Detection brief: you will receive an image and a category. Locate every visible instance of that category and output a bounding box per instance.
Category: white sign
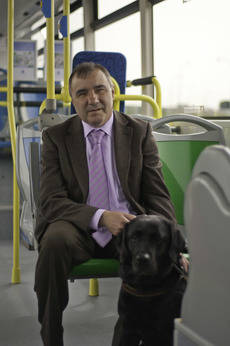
[55,41,64,81]
[14,41,37,81]
[44,40,71,82]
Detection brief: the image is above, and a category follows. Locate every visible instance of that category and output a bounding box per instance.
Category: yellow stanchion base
[89,278,99,296]
[11,267,21,284]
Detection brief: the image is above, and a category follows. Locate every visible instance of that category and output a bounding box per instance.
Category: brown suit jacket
[35,111,176,243]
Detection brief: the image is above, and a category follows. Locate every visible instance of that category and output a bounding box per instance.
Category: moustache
[87,104,104,112]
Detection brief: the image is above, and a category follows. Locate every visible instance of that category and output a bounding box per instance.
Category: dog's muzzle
[133,252,156,274]
[135,252,151,264]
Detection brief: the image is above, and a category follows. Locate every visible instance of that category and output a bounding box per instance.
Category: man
[34,62,177,346]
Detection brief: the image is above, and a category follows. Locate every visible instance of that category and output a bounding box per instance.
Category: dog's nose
[136,253,151,264]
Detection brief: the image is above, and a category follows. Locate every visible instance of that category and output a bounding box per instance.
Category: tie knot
[89,129,105,145]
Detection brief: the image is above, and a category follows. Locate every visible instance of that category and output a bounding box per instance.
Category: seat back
[151,114,225,235]
[16,118,41,249]
[15,81,46,122]
[16,113,76,248]
[174,145,230,346]
[72,51,126,112]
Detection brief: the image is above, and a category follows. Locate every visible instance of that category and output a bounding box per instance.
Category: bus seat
[131,113,171,133]
[16,118,41,249]
[15,81,64,124]
[151,114,225,237]
[174,145,230,346]
[72,51,126,112]
[15,81,46,123]
[71,51,162,118]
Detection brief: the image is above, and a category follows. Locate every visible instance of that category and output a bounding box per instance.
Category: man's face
[70,69,115,128]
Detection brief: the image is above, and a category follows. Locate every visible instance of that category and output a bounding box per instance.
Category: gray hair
[69,62,113,96]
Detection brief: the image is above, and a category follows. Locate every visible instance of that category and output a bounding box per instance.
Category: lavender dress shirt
[82,113,134,247]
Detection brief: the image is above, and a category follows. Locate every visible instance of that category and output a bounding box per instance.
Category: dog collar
[122,282,167,298]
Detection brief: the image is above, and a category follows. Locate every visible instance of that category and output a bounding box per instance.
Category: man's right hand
[99,211,136,236]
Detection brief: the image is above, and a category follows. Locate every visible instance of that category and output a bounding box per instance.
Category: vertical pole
[46,0,56,110]
[7,0,21,283]
[83,0,95,50]
[139,0,154,116]
[62,0,71,106]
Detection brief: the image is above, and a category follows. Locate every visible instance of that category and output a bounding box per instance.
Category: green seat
[69,259,119,279]
[152,114,225,236]
[69,259,120,296]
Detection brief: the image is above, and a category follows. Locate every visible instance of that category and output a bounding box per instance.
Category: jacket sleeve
[140,122,177,224]
[37,129,97,233]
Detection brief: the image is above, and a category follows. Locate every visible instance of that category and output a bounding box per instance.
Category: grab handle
[151,114,222,132]
[151,114,225,144]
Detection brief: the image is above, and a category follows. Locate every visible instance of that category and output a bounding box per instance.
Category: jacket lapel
[65,116,89,200]
[113,111,133,197]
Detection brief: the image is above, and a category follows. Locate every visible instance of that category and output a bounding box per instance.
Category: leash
[172,263,188,281]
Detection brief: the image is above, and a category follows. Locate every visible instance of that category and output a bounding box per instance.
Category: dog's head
[117,215,185,278]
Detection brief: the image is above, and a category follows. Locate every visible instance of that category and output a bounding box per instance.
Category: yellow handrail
[116,94,161,118]
[152,77,162,117]
[46,1,55,101]
[7,0,21,284]
[0,87,7,92]
[126,76,162,117]
[40,0,71,115]
[0,101,7,107]
[112,77,161,119]
[61,0,71,107]
[39,93,63,114]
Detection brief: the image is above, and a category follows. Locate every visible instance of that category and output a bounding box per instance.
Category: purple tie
[88,130,112,247]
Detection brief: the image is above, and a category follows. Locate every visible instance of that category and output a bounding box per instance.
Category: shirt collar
[82,112,114,138]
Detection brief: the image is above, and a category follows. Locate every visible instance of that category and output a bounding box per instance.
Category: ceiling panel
[0,0,63,39]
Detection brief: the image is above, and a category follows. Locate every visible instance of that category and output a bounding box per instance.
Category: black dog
[112,215,187,346]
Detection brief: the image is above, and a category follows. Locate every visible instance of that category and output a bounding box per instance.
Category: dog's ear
[166,220,186,263]
[116,222,130,264]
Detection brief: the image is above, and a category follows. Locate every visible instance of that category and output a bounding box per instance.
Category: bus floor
[0,240,121,346]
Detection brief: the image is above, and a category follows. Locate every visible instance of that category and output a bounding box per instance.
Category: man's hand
[179,253,189,273]
[99,211,136,236]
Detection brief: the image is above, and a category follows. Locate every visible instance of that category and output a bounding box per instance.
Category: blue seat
[0,68,10,148]
[72,51,127,112]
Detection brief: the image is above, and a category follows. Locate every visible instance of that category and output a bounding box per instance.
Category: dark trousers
[34,220,118,346]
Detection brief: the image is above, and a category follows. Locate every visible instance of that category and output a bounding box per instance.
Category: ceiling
[0,0,63,40]
[0,0,168,41]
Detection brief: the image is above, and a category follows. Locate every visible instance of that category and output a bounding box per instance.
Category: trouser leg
[34,220,95,346]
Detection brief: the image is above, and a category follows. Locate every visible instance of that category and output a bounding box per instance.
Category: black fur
[112,215,187,346]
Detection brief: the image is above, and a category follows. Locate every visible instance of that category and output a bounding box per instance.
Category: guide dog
[112,215,187,346]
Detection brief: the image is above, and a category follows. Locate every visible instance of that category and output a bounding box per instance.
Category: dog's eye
[151,236,165,245]
[130,230,142,242]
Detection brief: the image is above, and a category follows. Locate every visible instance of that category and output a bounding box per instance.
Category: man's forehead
[72,70,108,87]
[75,69,107,80]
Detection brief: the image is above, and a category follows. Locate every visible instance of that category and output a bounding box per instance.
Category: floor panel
[0,241,121,346]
